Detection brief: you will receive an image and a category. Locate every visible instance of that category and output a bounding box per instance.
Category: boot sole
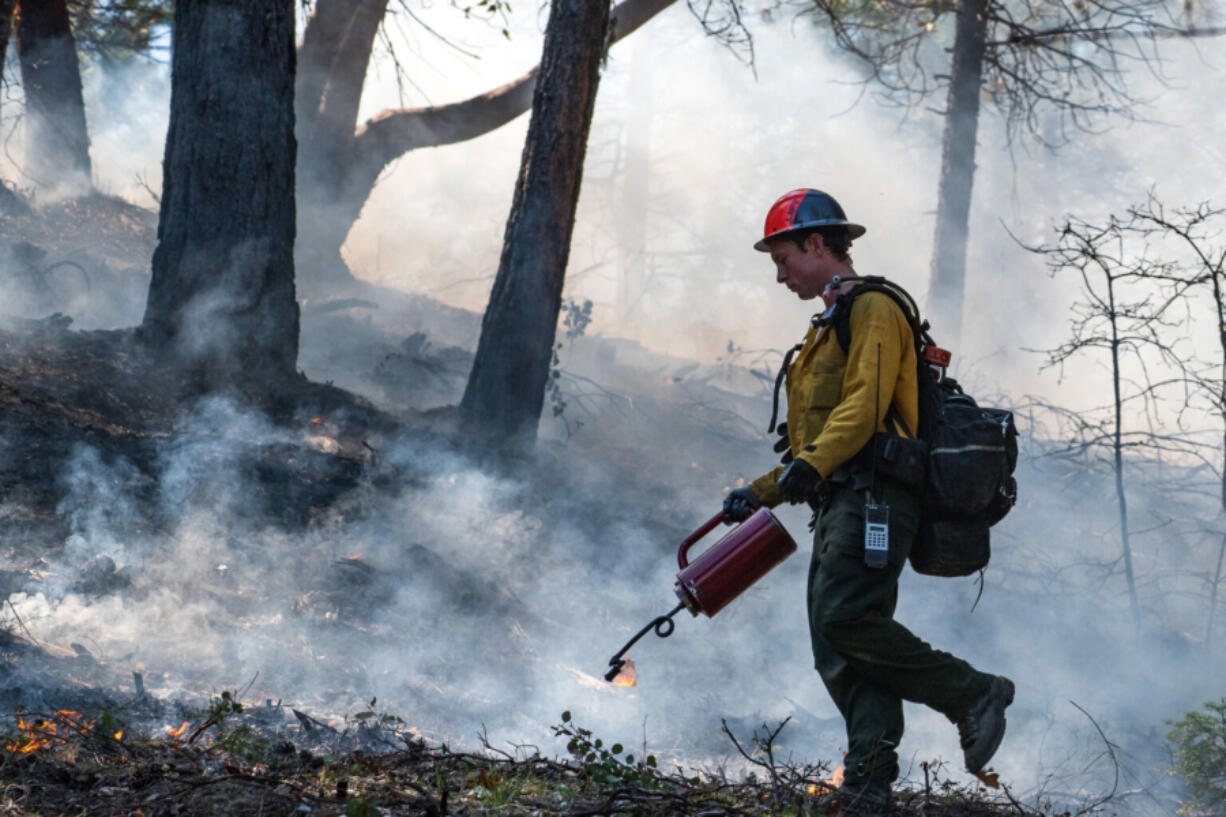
[965,676,1015,774]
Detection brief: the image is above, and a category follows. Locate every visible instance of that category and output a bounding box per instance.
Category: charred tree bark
[140,0,299,389]
[927,0,988,346]
[14,0,92,193]
[293,0,674,292]
[457,0,610,447]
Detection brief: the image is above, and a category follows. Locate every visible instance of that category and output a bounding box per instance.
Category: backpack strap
[818,275,932,440]
[819,275,932,357]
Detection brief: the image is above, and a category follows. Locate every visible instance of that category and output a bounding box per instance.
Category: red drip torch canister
[603,506,799,683]
[674,507,798,617]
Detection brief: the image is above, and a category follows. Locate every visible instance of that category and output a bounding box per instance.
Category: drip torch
[604,506,799,683]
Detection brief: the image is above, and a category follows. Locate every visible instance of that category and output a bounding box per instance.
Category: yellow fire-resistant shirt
[748,291,919,507]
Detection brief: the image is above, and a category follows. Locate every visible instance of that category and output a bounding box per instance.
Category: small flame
[808,765,845,796]
[310,417,323,424]
[113,731,123,741]
[611,658,637,687]
[167,721,190,739]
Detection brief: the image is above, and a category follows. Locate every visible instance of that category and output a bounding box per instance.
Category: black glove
[777,459,821,504]
[722,487,761,523]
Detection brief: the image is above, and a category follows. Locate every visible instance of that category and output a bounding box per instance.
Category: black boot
[957,675,1015,773]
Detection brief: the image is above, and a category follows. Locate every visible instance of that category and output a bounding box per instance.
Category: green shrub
[1168,699,1226,815]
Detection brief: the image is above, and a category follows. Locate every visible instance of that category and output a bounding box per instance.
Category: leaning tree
[139,0,299,391]
[293,0,677,292]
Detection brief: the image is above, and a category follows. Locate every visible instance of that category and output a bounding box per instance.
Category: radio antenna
[870,342,881,502]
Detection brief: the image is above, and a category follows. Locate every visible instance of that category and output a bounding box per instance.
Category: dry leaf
[974,769,1001,789]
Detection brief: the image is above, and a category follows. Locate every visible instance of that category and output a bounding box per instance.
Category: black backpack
[820,276,1018,576]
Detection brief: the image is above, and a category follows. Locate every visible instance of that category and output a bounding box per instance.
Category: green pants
[807,477,989,786]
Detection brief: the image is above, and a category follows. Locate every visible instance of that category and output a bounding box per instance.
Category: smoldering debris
[0,699,1049,817]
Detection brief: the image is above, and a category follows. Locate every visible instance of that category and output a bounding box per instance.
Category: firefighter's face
[768,234,836,301]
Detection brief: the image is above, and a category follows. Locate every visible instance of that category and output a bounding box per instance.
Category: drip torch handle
[677,511,726,569]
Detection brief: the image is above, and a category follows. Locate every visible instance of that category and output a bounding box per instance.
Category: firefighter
[723,188,1014,803]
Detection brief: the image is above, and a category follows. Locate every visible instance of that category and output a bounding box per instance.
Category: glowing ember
[611,658,637,687]
[311,417,323,424]
[113,731,123,741]
[167,721,190,739]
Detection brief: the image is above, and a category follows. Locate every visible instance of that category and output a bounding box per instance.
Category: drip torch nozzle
[604,601,686,684]
[604,660,626,683]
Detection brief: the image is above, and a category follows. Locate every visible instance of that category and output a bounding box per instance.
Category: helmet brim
[753,221,866,252]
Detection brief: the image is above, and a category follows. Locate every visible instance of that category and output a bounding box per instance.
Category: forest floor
[0,707,1027,817]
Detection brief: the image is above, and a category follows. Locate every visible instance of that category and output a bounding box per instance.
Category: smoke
[2,4,1226,815]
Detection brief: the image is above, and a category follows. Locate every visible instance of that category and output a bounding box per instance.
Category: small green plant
[345,794,381,817]
[94,706,125,746]
[187,689,245,744]
[552,710,663,789]
[547,299,595,435]
[467,766,524,811]
[1169,699,1226,816]
[215,725,270,762]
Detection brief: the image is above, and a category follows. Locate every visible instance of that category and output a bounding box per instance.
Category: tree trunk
[927,0,988,346]
[140,0,299,389]
[0,0,29,214]
[14,0,92,193]
[1106,271,1142,636]
[1203,261,1226,652]
[293,0,675,292]
[457,0,610,447]
[0,1,14,86]
[297,0,387,197]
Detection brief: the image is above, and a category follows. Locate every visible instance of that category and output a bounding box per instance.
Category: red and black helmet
[753,188,866,252]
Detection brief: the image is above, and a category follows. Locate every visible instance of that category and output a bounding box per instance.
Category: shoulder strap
[821,275,933,356]
[823,276,934,439]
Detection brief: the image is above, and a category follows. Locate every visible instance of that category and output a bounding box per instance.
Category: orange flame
[611,659,637,687]
[4,711,97,755]
[808,765,845,796]
[113,731,123,741]
[167,721,190,739]
[310,417,323,424]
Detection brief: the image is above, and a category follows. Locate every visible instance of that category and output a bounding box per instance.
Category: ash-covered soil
[0,707,1028,817]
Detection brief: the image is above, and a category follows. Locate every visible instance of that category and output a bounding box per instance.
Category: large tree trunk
[293,0,675,293]
[14,0,92,194]
[140,0,299,389]
[926,0,988,346]
[457,0,610,447]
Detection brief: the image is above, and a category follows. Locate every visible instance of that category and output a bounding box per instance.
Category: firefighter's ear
[804,231,827,257]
